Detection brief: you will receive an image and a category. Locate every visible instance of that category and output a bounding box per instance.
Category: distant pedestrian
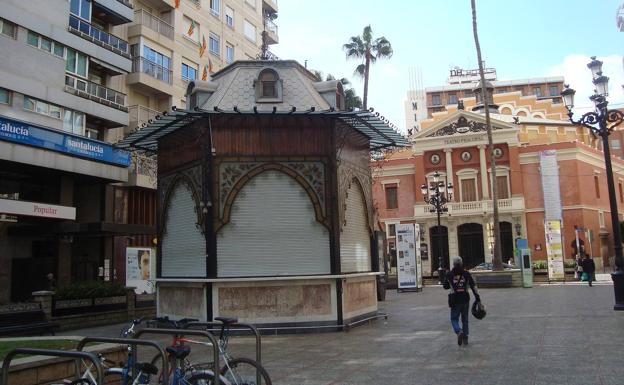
[443,256,480,346]
[580,255,595,287]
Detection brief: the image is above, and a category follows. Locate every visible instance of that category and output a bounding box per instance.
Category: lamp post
[421,171,453,284]
[561,56,624,310]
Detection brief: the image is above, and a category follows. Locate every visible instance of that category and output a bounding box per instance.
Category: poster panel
[396,224,421,290]
[126,247,155,294]
[545,220,565,280]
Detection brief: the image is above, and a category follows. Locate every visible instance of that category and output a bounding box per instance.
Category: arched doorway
[457,223,485,269]
[500,222,514,263]
[429,226,449,275]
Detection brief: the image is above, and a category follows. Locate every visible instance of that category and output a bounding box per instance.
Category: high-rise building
[0,0,278,303]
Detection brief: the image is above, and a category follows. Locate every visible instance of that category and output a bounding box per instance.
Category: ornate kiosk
[117,60,407,329]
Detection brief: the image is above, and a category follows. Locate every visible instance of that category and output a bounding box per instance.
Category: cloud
[546,54,624,113]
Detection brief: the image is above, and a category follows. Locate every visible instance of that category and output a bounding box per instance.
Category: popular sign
[0,198,76,220]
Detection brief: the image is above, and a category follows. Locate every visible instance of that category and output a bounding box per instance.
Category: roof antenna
[304,60,308,69]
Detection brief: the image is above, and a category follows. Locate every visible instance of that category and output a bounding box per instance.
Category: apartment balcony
[127,57,174,95]
[65,73,128,112]
[128,9,174,44]
[263,0,278,14]
[127,152,157,189]
[92,0,135,24]
[69,15,131,58]
[263,17,279,44]
[413,197,525,220]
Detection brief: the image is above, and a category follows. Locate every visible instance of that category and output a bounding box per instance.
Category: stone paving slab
[60,283,623,385]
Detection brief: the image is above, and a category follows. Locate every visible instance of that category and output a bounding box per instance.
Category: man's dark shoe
[463,335,469,345]
[457,332,464,346]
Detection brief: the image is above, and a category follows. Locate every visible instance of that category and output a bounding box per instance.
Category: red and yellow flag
[208,59,213,73]
[187,20,196,36]
[199,34,207,57]
[174,0,180,8]
[202,65,208,80]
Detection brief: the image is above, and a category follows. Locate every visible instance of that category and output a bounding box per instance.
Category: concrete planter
[94,295,127,306]
[54,298,92,309]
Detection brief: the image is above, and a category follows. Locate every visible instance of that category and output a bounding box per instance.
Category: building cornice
[372,163,415,177]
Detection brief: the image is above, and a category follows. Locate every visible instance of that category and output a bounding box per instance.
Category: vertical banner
[396,224,421,291]
[540,150,563,221]
[545,220,565,280]
[126,247,155,294]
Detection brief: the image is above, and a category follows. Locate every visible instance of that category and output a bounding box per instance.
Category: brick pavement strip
[60,283,623,385]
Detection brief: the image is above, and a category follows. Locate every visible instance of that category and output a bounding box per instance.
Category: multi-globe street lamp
[421,171,453,285]
[561,56,624,310]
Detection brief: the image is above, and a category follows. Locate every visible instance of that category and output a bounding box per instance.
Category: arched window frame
[254,67,283,103]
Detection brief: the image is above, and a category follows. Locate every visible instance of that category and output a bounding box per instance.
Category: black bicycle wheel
[186,371,217,385]
[220,357,272,385]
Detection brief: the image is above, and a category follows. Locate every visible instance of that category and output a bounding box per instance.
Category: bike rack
[1,348,103,385]
[133,328,220,385]
[184,321,263,385]
[76,336,169,385]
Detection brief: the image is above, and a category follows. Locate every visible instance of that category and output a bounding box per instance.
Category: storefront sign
[0,198,76,219]
[396,223,422,290]
[545,220,565,280]
[126,247,155,294]
[0,116,130,167]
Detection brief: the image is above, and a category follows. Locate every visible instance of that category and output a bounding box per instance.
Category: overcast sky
[272,0,624,133]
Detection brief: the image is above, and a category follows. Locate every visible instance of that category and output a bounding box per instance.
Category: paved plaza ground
[62,276,624,385]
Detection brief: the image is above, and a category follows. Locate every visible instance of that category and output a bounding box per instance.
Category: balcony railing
[116,0,134,8]
[264,17,278,34]
[128,105,161,127]
[414,197,525,218]
[133,9,174,40]
[65,73,127,110]
[132,57,172,84]
[68,14,129,56]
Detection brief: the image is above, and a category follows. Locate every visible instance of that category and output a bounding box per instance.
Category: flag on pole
[208,59,213,73]
[174,0,180,8]
[202,65,208,80]
[199,34,207,57]
[187,20,196,36]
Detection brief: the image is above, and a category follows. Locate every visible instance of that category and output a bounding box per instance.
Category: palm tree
[343,25,393,110]
[471,0,502,271]
[312,71,363,109]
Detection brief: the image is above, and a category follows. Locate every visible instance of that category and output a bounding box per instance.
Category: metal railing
[132,56,172,84]
[414,197,525,217]
[116,0,134,8]
[65,73,127,107]
[264,17,278,34]
[69,14,129,54]
[133,9,174,40]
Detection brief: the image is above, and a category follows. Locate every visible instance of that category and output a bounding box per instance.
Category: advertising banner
[126,247,155,294]
[545,220,565,280]
[396,223,422,290]
[0,116,130,167]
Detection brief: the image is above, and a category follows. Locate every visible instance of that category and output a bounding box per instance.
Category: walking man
[580,254,596,287]
[443,256,480,345]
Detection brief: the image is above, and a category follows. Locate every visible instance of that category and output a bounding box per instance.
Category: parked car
[470,262,514,271]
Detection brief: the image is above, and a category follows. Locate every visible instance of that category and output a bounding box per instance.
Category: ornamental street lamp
[421,171,453,284]
[561,56,624,310]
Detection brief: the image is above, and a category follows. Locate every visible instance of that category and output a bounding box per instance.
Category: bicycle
[149,316,271,385]
[74,317,159,385]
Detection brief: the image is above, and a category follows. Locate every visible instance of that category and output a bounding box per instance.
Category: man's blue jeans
[450,302,469,336]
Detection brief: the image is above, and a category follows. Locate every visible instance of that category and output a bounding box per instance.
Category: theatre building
[374,88,624,276]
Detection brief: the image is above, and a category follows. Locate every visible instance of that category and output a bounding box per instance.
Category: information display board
[396,223,422,291]
[545,220,565,280]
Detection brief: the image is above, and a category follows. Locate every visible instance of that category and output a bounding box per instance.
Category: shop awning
[115,107,409,153]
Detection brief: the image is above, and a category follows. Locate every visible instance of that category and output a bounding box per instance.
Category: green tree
[343,25,393,110]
